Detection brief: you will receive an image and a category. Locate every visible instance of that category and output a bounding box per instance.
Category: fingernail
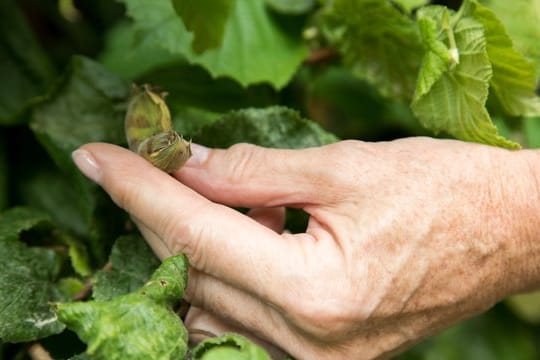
[185,143,210,167]
[72,149,101,183]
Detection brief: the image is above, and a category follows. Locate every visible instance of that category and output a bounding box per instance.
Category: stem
[305,47,340,65]
[73,262,112,301]
[28,343,53,360]
[441,8,459,66]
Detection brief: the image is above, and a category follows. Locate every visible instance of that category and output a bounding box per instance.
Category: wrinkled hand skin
[74,137,540,359]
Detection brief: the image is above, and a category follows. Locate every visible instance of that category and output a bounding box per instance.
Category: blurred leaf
[322,0,423,100]
[463,0,540,116]
[265,0,315,15]
[19,169,91,244]
[99,21,184,79]
[523,117,540,148]
[17,169,94,276]
[392,0,429,13]
[481,0,540,75]
[192,333,271,359]
[56,231,92,277]
[0,207,65,343]
[172,106,221,135]
[30,56,130,263]
[92,235,160,301]
[119,0,307,88]
[57,277,85,299]
[411,6,520,149]
[70,354,91,360]
[0,136,6,210]
[195,106,338,148]
[0,0,56,125]
[172,0,235,53]
[57,255,189,359]
[137,64,278,114]
[304,66,426,140]
[506,291,540,324]
[399,305,538,360]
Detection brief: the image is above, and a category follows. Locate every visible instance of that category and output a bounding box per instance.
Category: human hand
[72,137,540,359]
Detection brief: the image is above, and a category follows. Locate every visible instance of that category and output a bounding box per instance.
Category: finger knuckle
[224,143,262,184]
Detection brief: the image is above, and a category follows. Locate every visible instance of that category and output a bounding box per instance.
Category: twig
[28,343,53,360]
[304,47,340,65]
[73,262,112,301]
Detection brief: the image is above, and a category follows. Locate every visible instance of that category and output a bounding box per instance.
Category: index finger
[72,143,301,305]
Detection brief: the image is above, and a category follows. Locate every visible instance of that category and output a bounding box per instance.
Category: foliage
[57,254,189,359]
[0,0,539,359]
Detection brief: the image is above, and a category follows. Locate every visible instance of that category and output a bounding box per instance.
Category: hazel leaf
[411,5,520,149]
[322,0,424,100]
[119,0,307,89]
[57,255,189,360]
[191,333,272,360]
[92,235,160,301]
[195,106,338,149]
[462,0,540,116]
[0,207,65,343]
[172,0,235,53]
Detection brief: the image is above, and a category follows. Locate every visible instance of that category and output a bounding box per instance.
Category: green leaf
[56,255,189,359]
[136,63,278,114]
[0,135,7,211]
[70,354,92,360]
[304,66,427,139]
[265,0,315,15]
[0,206,50,243]
[392,0,429,13]
[411,6,520,149]
[19,170,92,249]
[191,333,271,360]
[92,235,160,301]
[463,0,540,117]
[0,206,91,278]
[30,55,130,263]
[0,207,65,343]
[399,305,537,360]
[57,278,85,299]
[0,0,56,125]
[195,106,338,148]
[119,0,307,89]
[57,231,93,277]
[98,21,184,80]
[18,170,95,276]
[172,0,235,54]
[523,117,540,148]
[506,290,540,324]
[322,0,423,100]
[481,0,540,75]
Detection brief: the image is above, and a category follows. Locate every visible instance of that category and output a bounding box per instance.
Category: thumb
[176,142,344,208]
